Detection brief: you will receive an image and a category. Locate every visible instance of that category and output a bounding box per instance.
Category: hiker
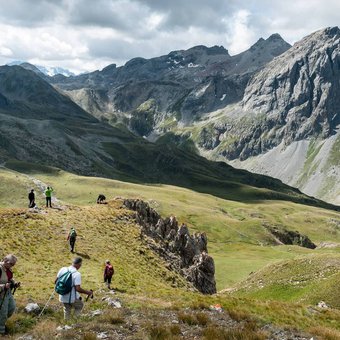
[103,260,114,290]
[55,257,93,320]
[28,189,35,208]
[0,255,20,335]
[67,227,77,253]
[45,186,53,208]
[97,194,106,204]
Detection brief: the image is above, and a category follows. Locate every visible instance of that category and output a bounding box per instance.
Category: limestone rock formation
[123,199,216,294]
[264,225,316,249]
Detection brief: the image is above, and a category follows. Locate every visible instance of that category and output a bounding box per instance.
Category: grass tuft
[203,324,267,340]
[97,309,125,324]
[147,323,180,340]
[309,326,340,340]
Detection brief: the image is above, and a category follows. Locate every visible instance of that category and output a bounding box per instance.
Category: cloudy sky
[0,0,339,74]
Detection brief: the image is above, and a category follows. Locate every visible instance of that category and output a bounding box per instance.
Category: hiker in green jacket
[45,186,53,208]
[67,227,77,253]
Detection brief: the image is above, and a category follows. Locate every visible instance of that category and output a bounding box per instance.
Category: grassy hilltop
[0,164,340,338]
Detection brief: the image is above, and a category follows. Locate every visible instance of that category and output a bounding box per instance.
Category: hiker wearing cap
[28,189,35,208]
[55,257,93,320]
[67,227,77,253]
[103,260,114,290]
[0,255,20,335]
[45,186,53,208]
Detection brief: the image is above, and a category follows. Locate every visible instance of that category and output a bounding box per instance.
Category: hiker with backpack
[103,260,114,290]
[55,257,93,320]
[67,227,77,253]
[45,186,53,208]
[0,255,20,335]
[28,189,35,208]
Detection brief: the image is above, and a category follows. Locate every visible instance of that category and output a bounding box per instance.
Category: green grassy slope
[0,166,340,337]
[234,254,340,308]
[0,201,189,300]
[1,165,339,293]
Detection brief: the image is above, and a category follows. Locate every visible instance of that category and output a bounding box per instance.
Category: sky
[0,0,339,74]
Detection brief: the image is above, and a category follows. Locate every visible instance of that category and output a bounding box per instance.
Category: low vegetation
[0,164,339,337]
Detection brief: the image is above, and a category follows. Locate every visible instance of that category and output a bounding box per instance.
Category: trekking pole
[81,290,94,314]
[0,288,8,310]
[85,290,94,302]
[38,291,55,318]
[11,282,20,296]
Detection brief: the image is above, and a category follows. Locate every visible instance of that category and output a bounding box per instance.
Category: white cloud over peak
[0,0,339,73]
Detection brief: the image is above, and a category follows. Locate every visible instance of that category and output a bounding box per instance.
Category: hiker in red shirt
[103,260,114,290]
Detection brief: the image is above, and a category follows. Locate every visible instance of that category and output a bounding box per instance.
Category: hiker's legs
[0,293,10,334]
[73,299,84,317]
[46,197,52,207]
[63,303,72,320]
[107,276,112,289]
[69,239,75,252]
[7,294,15,319]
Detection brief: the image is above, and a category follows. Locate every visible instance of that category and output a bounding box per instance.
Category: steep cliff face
[243,27,340,144]
[195,27,340,160]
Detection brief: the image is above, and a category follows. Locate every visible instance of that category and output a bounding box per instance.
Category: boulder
[24,302,40,314]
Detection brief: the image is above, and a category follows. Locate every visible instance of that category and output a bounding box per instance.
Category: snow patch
[194,83,210,98]
[188,62,200,68]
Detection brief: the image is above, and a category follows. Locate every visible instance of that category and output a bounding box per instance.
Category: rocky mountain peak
[249,33,291,52]
[267,33,286,42]
[240,25,340,159]
[186,45,229,56]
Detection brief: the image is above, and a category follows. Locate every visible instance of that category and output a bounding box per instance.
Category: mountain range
[41,27,339,205]
[0,27,339,207]
[6,60,75,77]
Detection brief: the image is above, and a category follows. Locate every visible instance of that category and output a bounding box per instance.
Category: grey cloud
[138,0,238,30]
[67,0,152,32]
[67,0,240,34]
[0,0,64,26]
[86,36,161,62]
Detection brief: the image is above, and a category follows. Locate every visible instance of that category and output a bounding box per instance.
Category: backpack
[106,265,114,277]
[69,229,77,239]
[55,270,73,295]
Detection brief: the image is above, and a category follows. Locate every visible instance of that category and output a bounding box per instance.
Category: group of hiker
[0,190,114,333]
[0,254,115,333]
[28,186,53,209]
[29,188,106,209]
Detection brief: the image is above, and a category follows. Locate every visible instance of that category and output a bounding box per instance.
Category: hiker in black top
[97,194,106,204]
[67,228,77,253]
[28,189,35,208]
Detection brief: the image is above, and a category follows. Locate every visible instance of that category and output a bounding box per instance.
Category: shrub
[309,326,340,340]
[177,312,198,325]
[203,325,266,340]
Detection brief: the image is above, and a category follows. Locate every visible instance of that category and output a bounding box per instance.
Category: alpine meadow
[0,7,340,339]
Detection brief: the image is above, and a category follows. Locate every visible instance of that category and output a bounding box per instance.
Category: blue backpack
[55,270,73,295]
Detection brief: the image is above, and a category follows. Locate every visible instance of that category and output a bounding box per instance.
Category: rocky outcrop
[264,224,316,249]
[123,199,216,294]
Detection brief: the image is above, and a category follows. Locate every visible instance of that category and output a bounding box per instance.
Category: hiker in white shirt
[56,257,93,320]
